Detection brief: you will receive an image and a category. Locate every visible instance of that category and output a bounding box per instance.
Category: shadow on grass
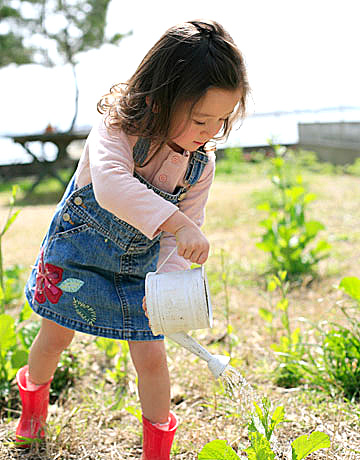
[0,169,72,206]
[15,189,65,206]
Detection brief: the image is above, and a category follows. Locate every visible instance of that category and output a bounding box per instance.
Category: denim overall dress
[25,139,209,341]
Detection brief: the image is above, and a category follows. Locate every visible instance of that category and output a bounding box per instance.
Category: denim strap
[183,148,209,186]
[132,140,209,192]
[133,137,151,165]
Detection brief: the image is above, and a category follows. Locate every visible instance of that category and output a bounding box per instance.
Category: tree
[0,0,45,67]
[37,0,129,131]
[1,0,130,131]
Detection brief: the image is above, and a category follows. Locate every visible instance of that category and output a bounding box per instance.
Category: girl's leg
[128,340,170,424]
[16,318,75,445]
[28,318,75,384]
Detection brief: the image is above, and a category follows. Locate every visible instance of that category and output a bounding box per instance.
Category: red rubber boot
[15,365,53,447]
[141,411,179,460]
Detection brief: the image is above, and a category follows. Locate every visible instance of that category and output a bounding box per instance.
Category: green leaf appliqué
[73,298,96,325]
[58,278,84,293]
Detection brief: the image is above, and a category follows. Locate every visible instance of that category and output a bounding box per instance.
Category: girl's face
[168,87,242,153]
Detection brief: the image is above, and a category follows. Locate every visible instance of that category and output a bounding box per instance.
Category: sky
[0,0,359,157]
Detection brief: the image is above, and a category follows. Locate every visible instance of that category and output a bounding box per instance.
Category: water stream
[219,365,284,458]
[221,365,258,414]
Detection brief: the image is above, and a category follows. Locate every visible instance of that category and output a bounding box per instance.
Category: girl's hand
[175,224,209,265]
[160,210,210,265]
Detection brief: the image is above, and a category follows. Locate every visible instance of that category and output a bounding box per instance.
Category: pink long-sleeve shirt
[75,117,216,272]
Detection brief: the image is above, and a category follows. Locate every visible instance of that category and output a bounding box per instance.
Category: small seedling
[198,397,330,459]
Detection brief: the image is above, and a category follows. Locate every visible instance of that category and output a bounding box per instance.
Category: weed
[344,157,360,176]
[259,271,306,388]
[50,349,81,403]
[215,148,245,176]
[0,186,21,313]
[219,250,242,358]
[198,397,330,459]
[0,187,80,406]
[0,302,37,404]
[95,337,130,389]
[1,264,24,309]
[298,276,360,400]
[255,145,331,279]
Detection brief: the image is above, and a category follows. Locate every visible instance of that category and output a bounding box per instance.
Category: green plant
[259,272,306,388]
[198,397,330,459]
[50,348,81,403]
[0,302,38,403]
[298,277,360,400]
[283,148,337,175]
[0,186,21,313]
[219,250,241,359]
[0,187,79,404]
[95,337,130,388]
[1,264,25,308]
[255,145,331,279]
[344,157,360,176]
[215,148,244,176]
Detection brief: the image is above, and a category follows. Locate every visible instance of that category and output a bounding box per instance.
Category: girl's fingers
[188,248,201,264]
[193,253,204,265]
[182,247,195,261]
[178,245,209,264]
[189,247,209,265]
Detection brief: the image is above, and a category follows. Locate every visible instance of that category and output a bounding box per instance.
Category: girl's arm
[86,119,180,240]
[157,153,216,270]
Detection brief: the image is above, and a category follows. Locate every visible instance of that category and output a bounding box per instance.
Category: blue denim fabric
[25,145,208,341]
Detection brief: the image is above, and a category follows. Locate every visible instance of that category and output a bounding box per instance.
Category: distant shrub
[215,147,245,176]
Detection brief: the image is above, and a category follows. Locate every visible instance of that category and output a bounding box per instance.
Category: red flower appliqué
[34,249,63,304]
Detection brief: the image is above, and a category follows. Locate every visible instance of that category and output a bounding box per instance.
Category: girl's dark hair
[97,19,249,145]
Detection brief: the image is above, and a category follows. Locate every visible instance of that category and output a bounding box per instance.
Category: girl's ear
[145,96,159,113]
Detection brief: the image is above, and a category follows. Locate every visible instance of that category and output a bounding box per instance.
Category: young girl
[16,19,249,459]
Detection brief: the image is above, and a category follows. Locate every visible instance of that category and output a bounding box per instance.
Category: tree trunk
[68,63,79,132]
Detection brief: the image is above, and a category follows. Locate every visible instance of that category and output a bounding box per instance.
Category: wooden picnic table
[6,131,89,194]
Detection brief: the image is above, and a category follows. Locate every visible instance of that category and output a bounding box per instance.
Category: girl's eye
[193,120,205,125]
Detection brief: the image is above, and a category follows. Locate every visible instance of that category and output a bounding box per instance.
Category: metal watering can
[145,254,230,379]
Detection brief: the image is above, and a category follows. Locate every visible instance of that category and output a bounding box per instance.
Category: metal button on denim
[74,196,83,205]
[63,212,71,221]
[178,192,186,201]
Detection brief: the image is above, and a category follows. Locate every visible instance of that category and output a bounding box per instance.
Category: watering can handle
[155,247,177,274]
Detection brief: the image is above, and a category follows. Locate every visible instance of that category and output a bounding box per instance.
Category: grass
[0,164,360,459]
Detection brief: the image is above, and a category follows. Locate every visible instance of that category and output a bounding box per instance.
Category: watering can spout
[167,331,230,379]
